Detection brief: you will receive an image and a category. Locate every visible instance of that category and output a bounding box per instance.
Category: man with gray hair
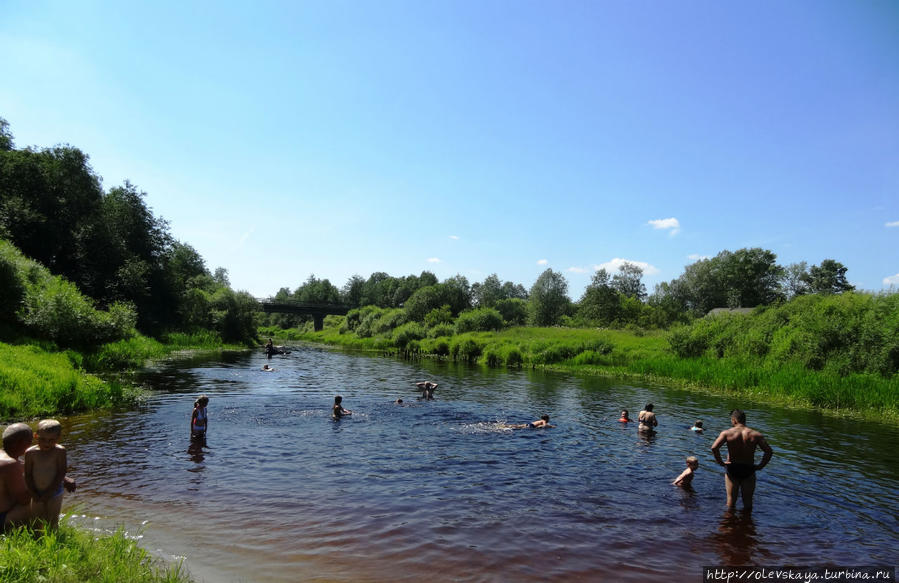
[0,423,75,530]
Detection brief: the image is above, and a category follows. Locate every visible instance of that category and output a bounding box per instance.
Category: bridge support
[313,314,325,332]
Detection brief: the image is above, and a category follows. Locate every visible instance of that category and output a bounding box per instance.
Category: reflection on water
[58,347,899,582]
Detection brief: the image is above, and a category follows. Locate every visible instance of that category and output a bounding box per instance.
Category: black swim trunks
[725,462,756,481]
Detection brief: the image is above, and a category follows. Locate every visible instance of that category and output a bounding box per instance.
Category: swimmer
[395,398,404,405]
[673,456,699,487]
[506,414,553,429]
[332,395,352,419]
[415,381,437,400]
[618,410,631,423]
[691,420,704,433]
[262,364,274,372]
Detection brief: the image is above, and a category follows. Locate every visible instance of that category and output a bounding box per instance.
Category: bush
[392,321,426,348]
[455,308,503,334]
[428,323,454,338]
[494,298,527,326]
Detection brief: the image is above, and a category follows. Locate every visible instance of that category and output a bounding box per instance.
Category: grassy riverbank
[268,321,899,423]
[0,523,191,583]
[0,332,249,420]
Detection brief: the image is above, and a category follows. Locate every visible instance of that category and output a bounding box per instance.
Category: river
[59,346,898,582]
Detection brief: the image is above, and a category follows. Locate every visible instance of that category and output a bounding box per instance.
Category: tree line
[0,118,257,345]
[264,246,858,335]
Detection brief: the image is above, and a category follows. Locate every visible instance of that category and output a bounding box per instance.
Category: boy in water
[332,395,352,419]
[673,456,699,487]
[191,395,209,439]
[24,420,66,530]
[507,414,553,429]
[691,420,704,433]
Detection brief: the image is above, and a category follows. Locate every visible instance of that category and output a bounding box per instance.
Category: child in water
[191,395,209,439]
[672,456,699,487]
[332,395,352,419]
[690,420,704,433]
[618,410,631,423]
[24,419,67,530]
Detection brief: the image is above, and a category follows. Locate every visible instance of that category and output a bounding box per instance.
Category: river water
[59,346,897,582]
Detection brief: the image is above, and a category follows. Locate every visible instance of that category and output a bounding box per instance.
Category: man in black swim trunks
[711,409,773,512]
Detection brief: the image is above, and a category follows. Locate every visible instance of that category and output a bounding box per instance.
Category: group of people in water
[618,403,774,509]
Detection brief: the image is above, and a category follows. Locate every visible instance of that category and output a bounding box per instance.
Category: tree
[782,261,810,299]
[472,274,503,308]
[0,117,13,151]
[804,259,853,295]
[341,274,366,307]
[611,262,646,300]
[528,269,570,326]
[578,268,620,325]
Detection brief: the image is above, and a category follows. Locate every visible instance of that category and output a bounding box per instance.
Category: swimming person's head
[730,409,746,424]
[644,403,654,411]
[620,410,629,418]
[196,395,209,407]
[541,414,550,422]
[686,456,699,469]
[335,395,343,404]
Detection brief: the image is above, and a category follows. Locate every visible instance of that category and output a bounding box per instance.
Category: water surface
[61,346,899,582]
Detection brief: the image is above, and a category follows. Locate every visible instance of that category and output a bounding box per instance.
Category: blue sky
[2,1,897,298]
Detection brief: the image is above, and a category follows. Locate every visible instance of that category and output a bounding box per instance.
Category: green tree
[341,274,366,307]
[528,269,570,326]
[804,259,854,295]
[611,262,646,301]
[782,261,810,299]
[0,117,13,151]
[578,269,621,325]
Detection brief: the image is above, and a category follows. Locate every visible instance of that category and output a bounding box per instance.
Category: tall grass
[0,523,192,583]
[0,343,124,419]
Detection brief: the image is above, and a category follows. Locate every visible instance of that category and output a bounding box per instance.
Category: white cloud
[449,235,460,240]
[886,221,899,228]
[567,266,587,273]
[687,253,710,261]
[237,226,256,247]
[884,274,899,286]
[427,257,441,263]
[537,259,548,265]
[648,217,680,236]
[594,257,660,276]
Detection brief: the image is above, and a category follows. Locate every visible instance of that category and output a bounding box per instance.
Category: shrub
[392,322,426,348]
[455,308,503,334]
[424,305,453,327]
[428,323,455,338]
[372,308,408,335]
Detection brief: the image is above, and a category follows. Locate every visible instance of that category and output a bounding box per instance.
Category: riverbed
[60,346,898,582]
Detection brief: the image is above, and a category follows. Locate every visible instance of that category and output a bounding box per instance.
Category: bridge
[257,299,352,331]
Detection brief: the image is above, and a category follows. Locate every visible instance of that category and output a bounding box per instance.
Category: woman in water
[637,403,658,433]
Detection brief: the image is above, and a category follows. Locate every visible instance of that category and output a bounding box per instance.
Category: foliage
[492,298,526,326]
[0,523,192,583]
[1,240,136,347]
[528,269,570,326]
[424,305,453,328]
[454,308,503,334]
[611,262,647,300]
[0,343,122,418]
[667,292,899,377]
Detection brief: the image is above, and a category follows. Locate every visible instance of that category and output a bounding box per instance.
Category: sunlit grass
[0,522,192,583]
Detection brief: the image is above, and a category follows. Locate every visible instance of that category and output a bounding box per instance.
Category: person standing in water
[191,395,209,439]
[710,409,773,512]
[415,381,437,400]
[638,403,658,432]
[332,396,352,419]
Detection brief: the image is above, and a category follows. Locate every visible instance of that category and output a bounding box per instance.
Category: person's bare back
[711,409,773,510]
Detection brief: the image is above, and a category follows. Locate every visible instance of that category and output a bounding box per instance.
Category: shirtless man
[710,409,773,511]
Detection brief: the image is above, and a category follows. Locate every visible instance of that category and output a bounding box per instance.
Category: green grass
[0,332,249,420]
[275,323,899,423]
[0,522,192,583]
